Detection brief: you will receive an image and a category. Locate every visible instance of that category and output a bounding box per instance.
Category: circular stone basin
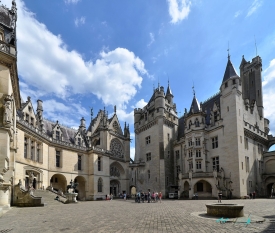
[205,203,244,218]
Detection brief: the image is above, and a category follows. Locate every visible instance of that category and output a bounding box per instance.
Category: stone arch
[110,179,120,197]
[110,138,124,158]
[265,159,275,174]
[74,176,86,200]
[193,179,212,198]
[50,174,67,192]
[110,161,125,179]
[23,166,43,190]
[265,176,275,197]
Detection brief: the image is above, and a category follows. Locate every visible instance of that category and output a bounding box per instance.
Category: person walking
[218,191,222,203]
[159,192,162,203]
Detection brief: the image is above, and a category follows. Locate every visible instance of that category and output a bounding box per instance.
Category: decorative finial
[114,105,116,114]
[192,82,195,96]
[158,79,160,90]
[254,35,258,56]
[91,107,93,118]
[227,41,230,60]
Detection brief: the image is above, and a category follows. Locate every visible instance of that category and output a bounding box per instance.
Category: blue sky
[3,0,275,158]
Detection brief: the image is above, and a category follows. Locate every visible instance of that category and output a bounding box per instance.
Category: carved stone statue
[66,179,78,193]
[28,171,34,189]
[3,95,13,127]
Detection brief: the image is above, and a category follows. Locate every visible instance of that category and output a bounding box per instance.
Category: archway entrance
[74,176,86,200]
[110,180,120,197]
[183,181,190,198]
[50,174,67,192]
[265,177,275,197]
[194,180,212,198]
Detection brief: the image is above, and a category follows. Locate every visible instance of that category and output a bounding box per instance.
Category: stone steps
[32,190,66,205]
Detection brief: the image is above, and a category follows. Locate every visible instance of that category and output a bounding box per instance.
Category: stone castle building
[130,54,275,199]
[0,1,130,210]
[1,1,275,211]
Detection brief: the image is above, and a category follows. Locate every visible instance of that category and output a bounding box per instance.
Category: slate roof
[0,5,12,28]
[201,93,221,125]
[166,84,173,96]
[222,59,239,83]
[189,95,200,113]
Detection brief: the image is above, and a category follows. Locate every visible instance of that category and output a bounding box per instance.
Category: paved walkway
[0,198,275,232]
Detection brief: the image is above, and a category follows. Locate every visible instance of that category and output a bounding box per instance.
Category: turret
[155,86,165,116]
[165,82,174,106]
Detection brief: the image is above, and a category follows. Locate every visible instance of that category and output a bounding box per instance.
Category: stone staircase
[33,190,67,205]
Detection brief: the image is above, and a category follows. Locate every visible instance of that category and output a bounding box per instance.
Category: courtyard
[1,198,275,233]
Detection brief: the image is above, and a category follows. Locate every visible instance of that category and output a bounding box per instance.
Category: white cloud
[263,59,275,86]
[246,0,262,17]
[74,16,85,27]
[167,0,191,24]
[11,0,147,110]
[132,99,147,109]
[64,0,80,4]
[234,10,242,18]
[147,32,155,47]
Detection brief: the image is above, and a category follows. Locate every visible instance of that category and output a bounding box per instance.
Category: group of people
[106,193,114,200]
[135,191,162,203]
[249,191,256,199]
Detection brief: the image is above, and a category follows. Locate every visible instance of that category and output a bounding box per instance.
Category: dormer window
[30,117,34,125]
[214,111,218,122]
[189,120,192,129]
[233,79,236,85]
[225,82,228,88]
[78,137,81,146]
[28,106,31,112]
[56,131,60,140]
[25,114,29,123]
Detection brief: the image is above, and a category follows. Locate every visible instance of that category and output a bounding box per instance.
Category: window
[227,106,229,112]
[225,82,228,88]
[176,166,180,178]
[196,161,202,170]
[245,138,249,150]
[0,31,3,41]
[56,131,60,140]
[168,133,170,141]
[145,136,151,144]
[188,139,192,147]
[148,170,150,179]
[25,114,29,123]
[36,144,40,162]
[212,136,218,149]
[189,121,192,129]
[214,111,218,122]
[189,161,193,170]
[195,118,199,127]
[232,79,236,85]
[196,150,201,158]
[195,138,200,146]
[145,113,148,121]
[146,152,151,161]
[98,157,101,171]
[24,137,28,158]
[78,155,82,170]
[188,150,193,158]
[167,151,170,158]
[98,178,103,192]
[245,156,250,172]
[242,162,243,170]
[78,137,81,146]
[175,150,180,160]
[212,157,219,172]
[166,177,169,186]
[56,151,61,167]
[31,141,34,160]
[30,117,34,125]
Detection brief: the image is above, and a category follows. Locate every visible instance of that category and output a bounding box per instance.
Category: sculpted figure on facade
[3,95,13,127]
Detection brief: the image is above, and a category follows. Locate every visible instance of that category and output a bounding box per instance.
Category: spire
[222,59,238,83]
[166,80,173,96]
[227,41,230,60]
[192,82,195,96]
[114,105,116,114]
[240,55,247,68]
[189,95,200,114]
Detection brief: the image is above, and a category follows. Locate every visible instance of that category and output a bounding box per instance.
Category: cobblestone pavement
[1,198,275,233]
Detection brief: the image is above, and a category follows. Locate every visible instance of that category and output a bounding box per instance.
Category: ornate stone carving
[3,95,13,127]
[110,138,124,158]
[110,166,120,177]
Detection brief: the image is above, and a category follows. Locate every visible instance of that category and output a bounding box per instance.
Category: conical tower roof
[222,58,238,83]
[166,82,173,96]
[189,95,200,113]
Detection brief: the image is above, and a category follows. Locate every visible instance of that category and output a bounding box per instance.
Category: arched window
[195,118,200,127]
[98,178,103,192]
[189,120,192,129]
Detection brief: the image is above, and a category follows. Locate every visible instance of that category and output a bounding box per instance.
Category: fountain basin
[205,204,244,218]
